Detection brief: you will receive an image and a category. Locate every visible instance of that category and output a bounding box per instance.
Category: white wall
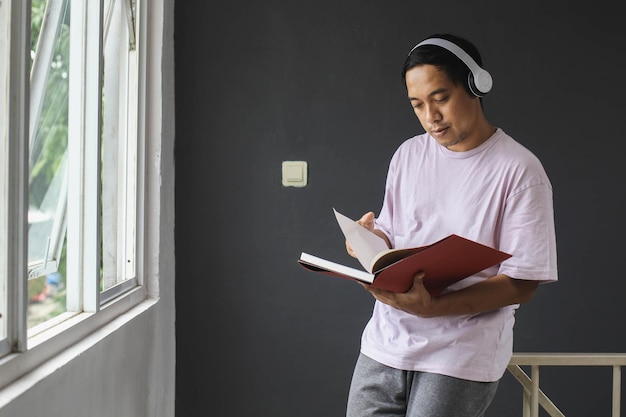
[0,0,176,415]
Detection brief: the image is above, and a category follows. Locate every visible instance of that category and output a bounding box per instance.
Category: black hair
[402,33,484,98]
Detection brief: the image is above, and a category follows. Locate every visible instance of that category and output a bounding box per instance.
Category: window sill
[0,286,154,402]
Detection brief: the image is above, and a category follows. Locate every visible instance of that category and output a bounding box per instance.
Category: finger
[412,271,426,289]
[357,212,375,229]
[411,272,432,298]
[346,240,357,257]
[414,271,426,282]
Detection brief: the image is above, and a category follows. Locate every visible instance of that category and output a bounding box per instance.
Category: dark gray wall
[174,1,626,415]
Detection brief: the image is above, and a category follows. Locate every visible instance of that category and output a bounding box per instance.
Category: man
[345,33,558,417]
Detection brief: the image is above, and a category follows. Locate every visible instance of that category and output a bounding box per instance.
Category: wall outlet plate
[282,161,307,187]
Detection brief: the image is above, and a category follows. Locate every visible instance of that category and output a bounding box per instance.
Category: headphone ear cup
[468,69,493,97]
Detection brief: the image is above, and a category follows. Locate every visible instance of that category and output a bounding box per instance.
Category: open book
[298,209,512,294]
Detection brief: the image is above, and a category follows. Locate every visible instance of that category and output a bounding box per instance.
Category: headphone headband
[410,37,493,97]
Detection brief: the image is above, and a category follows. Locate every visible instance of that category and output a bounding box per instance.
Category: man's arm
[363,273,538,317]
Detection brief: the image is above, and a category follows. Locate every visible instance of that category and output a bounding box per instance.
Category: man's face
[405,64,484,152]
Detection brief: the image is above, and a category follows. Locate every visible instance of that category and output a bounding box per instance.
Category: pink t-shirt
[360,128,558,382]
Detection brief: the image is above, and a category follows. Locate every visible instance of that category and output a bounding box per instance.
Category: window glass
[27,0,70,327]
[101,0,138,297]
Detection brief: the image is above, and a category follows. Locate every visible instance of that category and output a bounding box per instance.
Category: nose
[424,104,441,124]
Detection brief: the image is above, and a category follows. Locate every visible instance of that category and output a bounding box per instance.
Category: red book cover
[369,234,511,294]
[298,209,511,294]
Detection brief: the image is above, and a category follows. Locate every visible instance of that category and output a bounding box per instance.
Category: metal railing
[508,353,626,417]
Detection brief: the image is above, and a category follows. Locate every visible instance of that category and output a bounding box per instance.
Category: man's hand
[360,272,437,317]
[345,212,376,258]
[361,273,539,318]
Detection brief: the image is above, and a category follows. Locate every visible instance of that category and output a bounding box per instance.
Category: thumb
[358,212,376,230]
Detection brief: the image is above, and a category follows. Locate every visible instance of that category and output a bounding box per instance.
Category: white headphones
[410,38,493,97]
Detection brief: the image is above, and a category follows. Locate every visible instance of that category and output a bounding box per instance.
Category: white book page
[333,208,389,273]
[299,252,375,283]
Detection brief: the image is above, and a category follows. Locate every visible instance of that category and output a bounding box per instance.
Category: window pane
[27,0,70,327]
[101,0,138,296]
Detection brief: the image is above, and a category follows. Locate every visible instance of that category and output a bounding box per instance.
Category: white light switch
[282,161,307,187]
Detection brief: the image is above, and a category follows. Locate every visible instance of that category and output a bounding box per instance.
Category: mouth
[430,126,449,138]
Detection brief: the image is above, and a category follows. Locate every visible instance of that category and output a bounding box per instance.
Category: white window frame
[0,0,149,387]
[100,0,140,303]
[1,0,30,358]
[0,0,5,352]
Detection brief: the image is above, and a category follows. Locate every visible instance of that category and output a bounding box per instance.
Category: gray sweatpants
[346,353,499,417]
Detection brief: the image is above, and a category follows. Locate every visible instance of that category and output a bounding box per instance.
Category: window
[1,0,146,361]
[28,0,71,327]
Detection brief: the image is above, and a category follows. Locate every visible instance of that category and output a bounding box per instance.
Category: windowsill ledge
[0,288,157,405]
